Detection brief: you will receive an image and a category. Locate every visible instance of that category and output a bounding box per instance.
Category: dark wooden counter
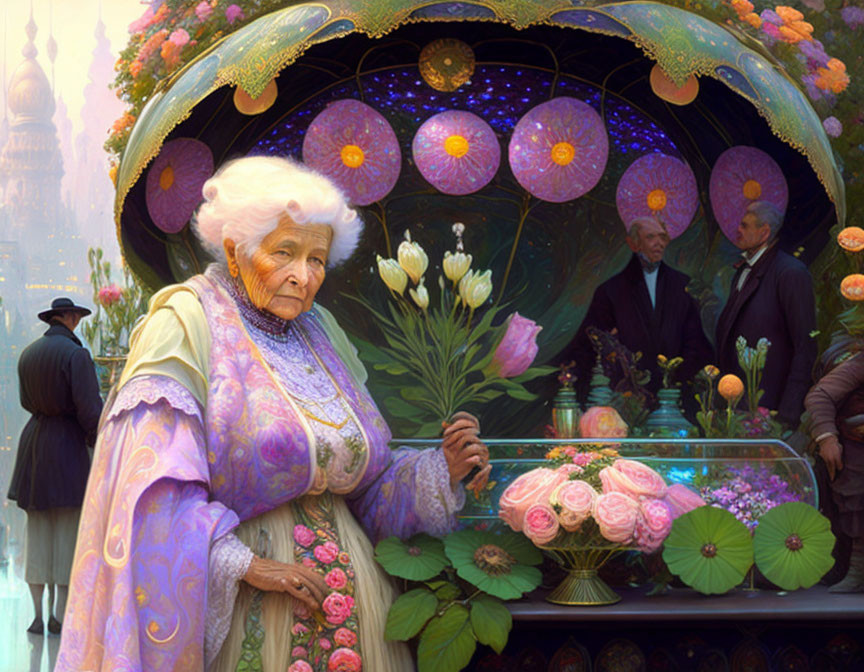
[508,585,864,623]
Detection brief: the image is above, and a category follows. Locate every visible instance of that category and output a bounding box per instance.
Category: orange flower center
[550,141,576,166]
[742,179,762,200]
[444,134,470,158]
[159,165,175,191]
[647,188,667,211]
[340,144,365,168]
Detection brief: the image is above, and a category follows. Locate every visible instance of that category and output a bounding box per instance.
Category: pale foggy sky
[2,0,144,136]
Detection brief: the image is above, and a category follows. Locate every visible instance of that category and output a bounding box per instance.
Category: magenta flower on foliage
[169,29,190,47]
[841,6,864,30]
[823,116,843,138]
[490,313,542,378]
[225,4,245,24]
[128,7,155,34]
[195,1,213,22]
[98,284,124,308]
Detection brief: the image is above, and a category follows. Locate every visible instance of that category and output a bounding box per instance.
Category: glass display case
[394,438,817,531]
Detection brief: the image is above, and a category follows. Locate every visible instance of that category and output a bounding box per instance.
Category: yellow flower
[409,278,429,310]
[657,354,668,366]
[703,365,720,380]
[397,231,428,285]
[377,255,408,295]
[459,269,493,309]
[718,374,744,402]
[442,250,472,284]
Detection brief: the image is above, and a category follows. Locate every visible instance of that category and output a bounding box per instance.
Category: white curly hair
[192,155,362,267]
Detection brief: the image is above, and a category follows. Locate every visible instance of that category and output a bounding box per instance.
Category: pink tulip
[490,313,542,378]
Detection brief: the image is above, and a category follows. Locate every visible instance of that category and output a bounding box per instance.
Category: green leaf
[412,420,445,438]
[400,386,433,402]
[374,362,411,376]
[417,605,477,672]
[385,588,438,641]
[504,385,538,401]
[473,389,504,403]
[375,534,449,580]
[511,365,557,383]
[433,581,462,601]
[470,595,512,654]
[383,396,427,420]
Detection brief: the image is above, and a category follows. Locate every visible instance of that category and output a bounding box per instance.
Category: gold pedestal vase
[541,544,625,606]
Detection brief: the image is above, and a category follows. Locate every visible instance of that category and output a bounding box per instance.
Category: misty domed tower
[0,11,64,233]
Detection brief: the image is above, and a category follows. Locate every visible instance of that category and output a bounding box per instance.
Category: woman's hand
[442,411,491,493]
[818,434,844,481]
[243,556,330,611]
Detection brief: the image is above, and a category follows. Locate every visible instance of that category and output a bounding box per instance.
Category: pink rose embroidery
[291,646,308,659]
[325,568,348,590]
[319,638,332,651]
[334,628,358,648]
[523,503,560,545]
[294,602,312,620]
[302,557,317,569]
[328,647,363,672]
[323,593,355,625]
[289,660,313,672]
[315,541,340,564]
[294,525,316,547]
[292,622,310,636]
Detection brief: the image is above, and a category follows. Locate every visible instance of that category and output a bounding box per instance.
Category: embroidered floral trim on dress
[109,375,202,421]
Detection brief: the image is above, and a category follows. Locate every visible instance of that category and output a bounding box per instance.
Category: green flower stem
[496,195,537,305]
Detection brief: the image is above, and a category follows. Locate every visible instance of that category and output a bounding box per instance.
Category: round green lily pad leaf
[444,529,542,600]
[375,533,448,581]
[754,502,836,591]
[662,506,753,595]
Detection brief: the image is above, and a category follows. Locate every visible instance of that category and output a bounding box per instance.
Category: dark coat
[715,244,817,426]
[566,254,713,399]
[7,323,103,511]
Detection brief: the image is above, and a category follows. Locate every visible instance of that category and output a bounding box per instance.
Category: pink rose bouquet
[662,483,706,519]
[552,480,597,532]
[498,468,566,532]
[593,492,639,543]
[633,499,673,553]
[523,503,560,545]
[599,459,667,499]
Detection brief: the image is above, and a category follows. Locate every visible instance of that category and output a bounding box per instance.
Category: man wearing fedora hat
[7,297,103,635]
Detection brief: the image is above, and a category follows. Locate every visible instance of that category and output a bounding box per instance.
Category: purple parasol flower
[302,99,401,206]
[616,154,698,239]
[145,137,214,234]
[411,110,500,195]
[508,97,608,203]
[709,146,788,243]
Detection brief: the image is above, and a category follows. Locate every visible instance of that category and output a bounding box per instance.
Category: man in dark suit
[7,298,103,635]
[567,216,713,400]
[715,200,816,426]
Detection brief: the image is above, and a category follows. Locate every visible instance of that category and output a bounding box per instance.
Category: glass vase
[644,388,696,438]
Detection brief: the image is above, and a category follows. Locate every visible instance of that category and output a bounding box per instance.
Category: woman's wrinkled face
[224,216,332,321]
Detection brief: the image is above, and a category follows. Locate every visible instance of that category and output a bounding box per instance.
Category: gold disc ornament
[234,78,278,115]
[419,39,475,92]
[650,63,699,106]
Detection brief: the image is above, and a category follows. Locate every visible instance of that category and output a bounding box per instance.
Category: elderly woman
[57,156,490,671]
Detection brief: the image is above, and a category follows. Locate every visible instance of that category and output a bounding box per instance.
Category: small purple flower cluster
[700,465,801,529]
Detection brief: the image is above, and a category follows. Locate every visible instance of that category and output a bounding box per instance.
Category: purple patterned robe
[56,268,459,671]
